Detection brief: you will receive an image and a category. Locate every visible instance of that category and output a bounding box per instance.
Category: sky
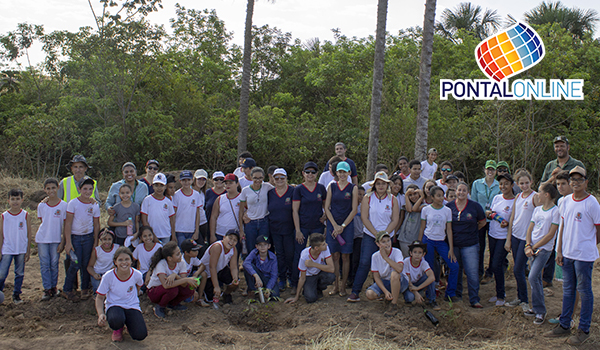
[1,0,599,67]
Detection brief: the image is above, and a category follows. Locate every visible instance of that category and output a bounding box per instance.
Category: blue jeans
[423,235,459,297]
[158,237,171,245]
[543,248,556,284]
[560,258,594,333]
[304,271,335,303]
[478,222,492,277]
[271,229,295,284]
[404,274,436,303]
[488,236,508,299]
[38,243,60,290]
[511,236,529,303]
[351,234,379,295]
[63,233,94,292]
[244,218,269,255]
[0,254,25,295]
[454,244,480,305]
[528,249,552,315]
[176,232,194,247]
[291,227,324,287]
[243,263,280,297]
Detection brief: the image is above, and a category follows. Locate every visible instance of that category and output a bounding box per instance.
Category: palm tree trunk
[414,0,437,161]
[366,0,389,181]
[238,0,255,154]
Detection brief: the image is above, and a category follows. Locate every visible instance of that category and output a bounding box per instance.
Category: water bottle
[242,238,248,255]
[69,250,78,264]
[489,212,506,224]
[127,216,133,236]
[335,234,346,246]
[212,296,220,310]
[258,288,265,304]
[424,309,439,326]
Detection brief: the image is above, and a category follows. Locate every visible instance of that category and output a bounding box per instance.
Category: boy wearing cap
[421,148,438,180]
[285,233,335,304]
[234,152,253,179]
[141,173,176,245]
[545,166,600,345]
[181,239,209,305]
[365,231,407,316]
[173,171,202,247]
[243,235,279,298]
[239,158,257,189]
[402,241,436,308]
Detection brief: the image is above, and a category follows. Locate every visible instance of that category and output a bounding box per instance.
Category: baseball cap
[303,161,318,171]
[336,161,351,172]
[241,158,257,168]
[497,173,514,184]
[446,174,459,182]
[146,159,159,167]
[569,165,586,178]
[273,168,287,177]
[554,136,569,144]
[408,240,428,252]
[375,231,390,243]
[194,169,208,179]
[179,170,193,180]
[153,173,167,185]
[496,161,510,172]
[225,229,240,240]
[212,171,225,179]
[256,235,270,244]
[224,173,238,182]
[79,176,95,188]
[181,239,201,252]
[427,148,437,154]
[485,160,497,169]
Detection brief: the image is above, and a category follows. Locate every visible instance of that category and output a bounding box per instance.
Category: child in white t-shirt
[365,231,408,316]
[173,171,202,247]
[420,148,438,180]
[88,229,120,293]
[180,239,208,306]
[132,226,161,292]
[402,240,436,307]
[141,173,175,245]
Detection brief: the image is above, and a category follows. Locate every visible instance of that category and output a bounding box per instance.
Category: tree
[414,0,437,161]
[524,1,599,39]
[437,2,501,41]
[366,0,388,180]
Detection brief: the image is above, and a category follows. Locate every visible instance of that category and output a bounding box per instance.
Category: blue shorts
[367,275,409,296]
[326,221,354,254]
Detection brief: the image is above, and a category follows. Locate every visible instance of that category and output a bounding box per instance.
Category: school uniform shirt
[112,202,140,239]
[173,189,202,233]
[240,183,273,220]
[402,257,432,284]
[420,161,438,180]
[215,193,241,237]
[185,257,202,276]
[530,205,560,252]
[420,205,452,241]
[318,172,351,188]
[132,242,162,275]
[298,246,331,277]
[446,200,485,247]
[205,188,224,223]
[403,176,426,192]
[239,176,253,190]
[397,194,406,211]
[371,248,404,281]
[267,186,295,235]
[94,244,120,274]
[200,241,235,278]
[559,194,600,262]
[1,209,28,255]
[35,200,67,244]
[67,198,101,235]
[293,183,327,230]
[140,195,175,239]
[363,192,396,238]
[488,194,515,240]
[97,267,144,312]
[328,182,355,224]
[147,259,188,288]
[198,191,208,225]
[233,167,245,180]
[511,191,537,240]
[243,249,278,290]
[435,179,448,193]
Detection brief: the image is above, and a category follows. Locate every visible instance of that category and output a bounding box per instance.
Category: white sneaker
[489,296,498,303]
[505,299,521,307]
[495,299,505,306]
[520,302,529,312]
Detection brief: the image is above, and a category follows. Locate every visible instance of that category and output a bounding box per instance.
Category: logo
[87,207,94,214]
[54,209,61,217]
[385,204,390,211]
[285,197,291,204]
[18,222,24,229]
[466,213,473,220]
[575,212,582,222]
[504,206,510,212]
[163,204,168,210]
[127,285,134,293]
[191,199,196,206]
[344,192,351,199]
[317,193,322,201]
[440,22,583,100]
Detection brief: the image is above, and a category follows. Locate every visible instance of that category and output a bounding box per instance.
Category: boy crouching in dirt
[402,240,437,310]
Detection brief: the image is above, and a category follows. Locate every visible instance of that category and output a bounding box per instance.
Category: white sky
[1,0,598,67]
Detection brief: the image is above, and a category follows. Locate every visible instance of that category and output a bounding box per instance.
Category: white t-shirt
[511,191,537,240]
[421,160,438,180]
[184,257,202,276]
[94,244,120,274]
[36,200,67,244]
[173,189,202,233]
[371,248,404,280]
[133,242,162,275]
[67,198,100,235]
[140,195,175,239]
[402,257,432,284]
[397,195,406,211]
[147,259,188,288]
[198,191,207,225]
[530,205,560,252]
[1,209,28,255]
[298,247,331,276]
[239,176,253,190]
[420,205,452,241]
[363,193,396,238]
[200,241,235,278]
[489,194,515,240]
[559,194,600,262]
[97,268,144,311]
[233,167,245,179]
[435,179,448,193]
[239,183,273,220]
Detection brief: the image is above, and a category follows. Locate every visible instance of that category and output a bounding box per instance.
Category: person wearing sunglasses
[141,160,159,195]
[204,171,227,227]
[435,161,454,193]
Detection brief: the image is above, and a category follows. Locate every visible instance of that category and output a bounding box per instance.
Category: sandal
[241,289,248,297]
[338,290,347,297]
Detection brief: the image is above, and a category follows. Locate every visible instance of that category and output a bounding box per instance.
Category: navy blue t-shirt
[293,183,327,230]
[267,185,295,235]
[328,182,355,223]
[205,188,225,223]
[446,199,486,247]
[323,157,358,178]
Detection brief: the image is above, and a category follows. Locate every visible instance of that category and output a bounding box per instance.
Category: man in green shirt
[541,136,585,185]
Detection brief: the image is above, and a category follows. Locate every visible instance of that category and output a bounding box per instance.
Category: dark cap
[67,155,91,170]
[446,174,459,182]
[303,161,319,171]
[554,136,569,144]
[225,229,240,240]
[256,235,270,244]
[179,170,193,180]
[181,239,200,252]
[224,173,238,182]
[146,159,159,167]
[497,173,514,184]
[241,158,257,168]
[408,240,428,252]
[79,176,95,188]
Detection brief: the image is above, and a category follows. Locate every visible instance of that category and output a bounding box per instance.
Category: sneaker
[567,329,590,345]
[167,304,188,311]
[12,294,23,305]
[62,291,80,302]
[495,299,505,306]
[347,293,360,302]
[488,296,498,303]
[153,305,166,318]
[480,275,493,285]
[430,300,441,311]
[41,290,52,301]
[504,299,521,307]
[111,328,124,342]
[50,287,58,297]
[520,302,529,312]
[223,293,233,304]
[534,314,545,325]
[524,309,536,317]
[471,302,483,309]
[80,289,91,300]
[544,325,571,338]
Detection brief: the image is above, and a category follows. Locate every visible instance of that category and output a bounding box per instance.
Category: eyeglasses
[147,166,158,171]
[274,177,286,180]
[497,168,508,173]
[252,177,264,181]
[214,178,225,182]
[569,177,585,184]
[441,168,452,172]
[304,170,317,174]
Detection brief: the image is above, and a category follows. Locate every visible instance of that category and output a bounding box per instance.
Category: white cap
[212,171,225,179]
[194,169,208,179]
[273,168,287,177]
[153,173,167,185]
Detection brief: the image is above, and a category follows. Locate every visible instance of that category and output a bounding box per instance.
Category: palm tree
[437,2,501,41]
[415,0,437,161]
[366,0,388,181]
[524,1,598,39]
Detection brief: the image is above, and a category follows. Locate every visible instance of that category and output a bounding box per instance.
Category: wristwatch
[341,223,346,228]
